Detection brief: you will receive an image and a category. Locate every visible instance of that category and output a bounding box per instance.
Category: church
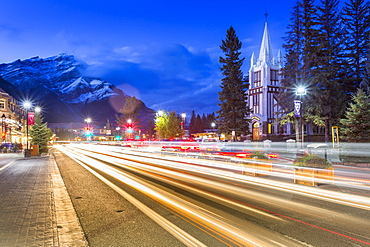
[247,22,290,141]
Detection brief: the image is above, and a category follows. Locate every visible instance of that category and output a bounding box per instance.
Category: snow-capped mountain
[0,54,155,124]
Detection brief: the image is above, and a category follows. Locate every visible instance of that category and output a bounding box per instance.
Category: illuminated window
[0,100,5,109]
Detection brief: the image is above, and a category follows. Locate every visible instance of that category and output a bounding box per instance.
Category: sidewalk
[0,153,87,247]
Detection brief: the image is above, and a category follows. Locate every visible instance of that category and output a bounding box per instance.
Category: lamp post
[85,118,92,141]
[23,101,32,157]
[127,119,132,140]
[295,86,306,149]
[115,127,121,141]
[1,114,5,141]
[181,113,186,130]
[35,106,41,114]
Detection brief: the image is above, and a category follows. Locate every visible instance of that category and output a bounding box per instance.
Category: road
[53,143,370,246]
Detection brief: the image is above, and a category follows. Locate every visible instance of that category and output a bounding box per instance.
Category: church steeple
[258,22,273,65]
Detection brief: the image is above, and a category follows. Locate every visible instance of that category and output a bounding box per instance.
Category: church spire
[258,22,273,65]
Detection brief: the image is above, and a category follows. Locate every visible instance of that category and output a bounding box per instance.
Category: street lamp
[127,119,133,140]
[85,118,92,141]
[23,101,32,157]
[116,127,121,139]
[1,114,6,141]
[35,106,41,114]
[295,86,307,149]
[181,113,186,130]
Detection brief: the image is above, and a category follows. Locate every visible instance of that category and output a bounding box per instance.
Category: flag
[294,100,301,117]
[28,113,35,125]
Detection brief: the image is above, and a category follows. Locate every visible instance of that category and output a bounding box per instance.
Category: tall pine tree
[217,26,250,138]
[341,0,370,93]
[308,0,347,142]
[340,89,370,142]
[280,0,318,141]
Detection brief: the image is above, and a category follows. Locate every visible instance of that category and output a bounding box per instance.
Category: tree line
[116,0,370,142]
[217,0,370,142]
[280,0,370,142]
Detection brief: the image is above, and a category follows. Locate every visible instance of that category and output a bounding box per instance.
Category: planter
[243,159,272,176]
[294,167,334,186]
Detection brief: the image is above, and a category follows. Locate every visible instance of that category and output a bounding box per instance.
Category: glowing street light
[35,106,41,114]
[296,86,307,96]
[23,101,32,157]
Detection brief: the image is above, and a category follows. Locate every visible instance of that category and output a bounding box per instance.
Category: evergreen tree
[29,114,52,153]
[340,89,370,142]
[308,0,347,142]
[205,113,216,129]
[194,115,204,133]
[217,26,250,138]
[363,38,370,91]
[280,0,318,141]
[342,0,370,93]
[188,111,197,134]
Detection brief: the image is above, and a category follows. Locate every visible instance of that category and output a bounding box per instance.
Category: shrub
[293,155,332,169]
[250,151,269,160]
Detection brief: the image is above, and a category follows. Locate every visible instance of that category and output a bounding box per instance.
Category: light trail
[73,144,370,211]
[56,144,370,246]
[57,145,285,246]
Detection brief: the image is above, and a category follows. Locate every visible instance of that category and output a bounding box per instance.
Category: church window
[253,94,259,105]
[254,71,261,87]
[270,70,278,86]
[253,94,260,114]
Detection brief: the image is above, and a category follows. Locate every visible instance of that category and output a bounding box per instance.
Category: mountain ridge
[0,54,155,126]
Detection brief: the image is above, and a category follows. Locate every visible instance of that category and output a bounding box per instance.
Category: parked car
[199,138,225,152]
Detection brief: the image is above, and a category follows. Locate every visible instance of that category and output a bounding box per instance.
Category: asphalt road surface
[52,144,370,247]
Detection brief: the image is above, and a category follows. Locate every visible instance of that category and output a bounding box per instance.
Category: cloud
[0,23,23,41]
[80,43,222,115]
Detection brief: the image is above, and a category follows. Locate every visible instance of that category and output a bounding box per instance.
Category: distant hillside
[0,54,155,126]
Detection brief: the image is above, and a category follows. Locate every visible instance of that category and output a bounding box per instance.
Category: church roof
[258,22,273,65]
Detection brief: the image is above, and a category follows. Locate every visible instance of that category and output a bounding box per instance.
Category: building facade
[248,22,290,141]
[0,87,27,148]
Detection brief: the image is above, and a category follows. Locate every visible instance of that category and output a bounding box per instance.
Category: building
[248,22,290,141]
[0,87,27,148]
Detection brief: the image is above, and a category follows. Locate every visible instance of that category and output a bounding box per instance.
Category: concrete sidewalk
[0,153,87,247]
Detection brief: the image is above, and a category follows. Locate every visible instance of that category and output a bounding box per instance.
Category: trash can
[24,149,31,157]
[30,145,39,156]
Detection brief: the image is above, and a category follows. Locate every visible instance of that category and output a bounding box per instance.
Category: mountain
[0,54,155,126]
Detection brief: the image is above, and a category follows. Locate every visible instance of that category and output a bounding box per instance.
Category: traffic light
[1,132,6,138]
[84,127,93,136]
[126,123,133,133]
[5,125,8,132]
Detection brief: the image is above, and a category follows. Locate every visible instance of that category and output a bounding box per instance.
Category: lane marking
[58,146,208,247]
[0,160,16,172]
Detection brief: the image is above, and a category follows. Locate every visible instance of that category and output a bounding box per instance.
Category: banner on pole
[28,113,35,125]
[294,100,301,117]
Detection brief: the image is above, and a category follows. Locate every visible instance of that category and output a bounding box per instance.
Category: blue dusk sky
[0,0,296,115]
